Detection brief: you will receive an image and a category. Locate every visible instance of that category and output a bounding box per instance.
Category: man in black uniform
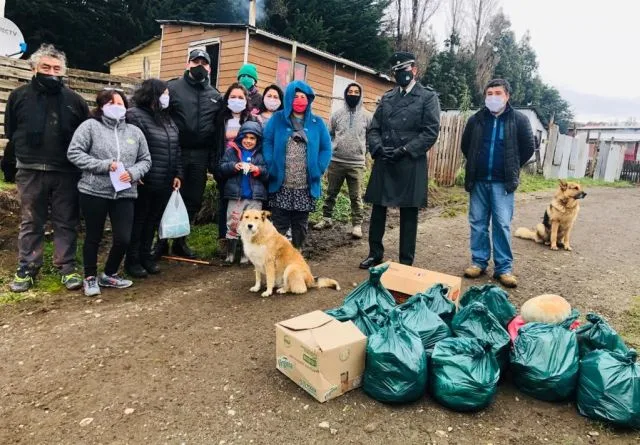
[158,49,222,259]
[359,52,441,269]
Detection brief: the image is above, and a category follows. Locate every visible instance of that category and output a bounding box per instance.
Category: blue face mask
[485,95,506,113]
[227,98,247,113]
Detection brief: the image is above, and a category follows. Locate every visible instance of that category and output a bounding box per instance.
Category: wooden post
[289,42,297,83]
[0,0,5,18]
[142,56,151,80]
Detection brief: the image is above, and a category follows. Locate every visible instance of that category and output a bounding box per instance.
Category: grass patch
[0,171,16,191]
[621,295,640,349]
[187,223,219,260]
[518,173,633,193]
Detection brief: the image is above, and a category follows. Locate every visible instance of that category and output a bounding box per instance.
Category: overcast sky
[431,0,640,122]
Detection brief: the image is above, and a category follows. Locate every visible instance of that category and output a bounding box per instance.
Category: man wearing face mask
[3,44,89,293]
[314,82,371,239]
[237,64,262,115]
[360,52,441,269]
[461,79,534,288]
[163,49,222,259]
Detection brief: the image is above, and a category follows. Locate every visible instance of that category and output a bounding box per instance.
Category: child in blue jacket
[218,120,268,264]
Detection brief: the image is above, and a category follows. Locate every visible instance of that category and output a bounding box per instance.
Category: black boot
[172,237,196,259]
[125,262,148,278]
[141,259,161,275]
[224,239,238,265]
[151,238,169,261]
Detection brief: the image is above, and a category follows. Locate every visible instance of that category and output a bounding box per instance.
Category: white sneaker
[98,273,133,289]
[351,224,363,239]
[83,276,101,297]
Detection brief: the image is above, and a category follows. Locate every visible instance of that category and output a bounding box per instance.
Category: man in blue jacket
[461,79,534,288]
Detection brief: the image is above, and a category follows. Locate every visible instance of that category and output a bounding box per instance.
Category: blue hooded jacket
[262,80,332,199]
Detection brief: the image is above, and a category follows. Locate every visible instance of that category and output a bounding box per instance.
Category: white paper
[241,162,251,175]
[109,162,132,192]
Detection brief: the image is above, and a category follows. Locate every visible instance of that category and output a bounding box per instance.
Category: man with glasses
[2,43,89,292]
[359,51,441,269]
[159,49,222,259]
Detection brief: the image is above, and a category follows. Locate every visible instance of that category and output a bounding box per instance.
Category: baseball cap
[188,49,211,64]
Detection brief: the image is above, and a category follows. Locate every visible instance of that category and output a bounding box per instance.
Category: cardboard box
[275,311,366,403]
[379,261,462,305]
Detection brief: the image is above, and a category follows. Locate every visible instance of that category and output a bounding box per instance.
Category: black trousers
[368,204,418,265]
[127,185,172,265]
[271,208,309,249]
[80,193,134,277]
[181,149,209,222]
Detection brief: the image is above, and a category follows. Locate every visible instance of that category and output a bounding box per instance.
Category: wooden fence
[0,56,138,151]
[429,113,468,186]
[620,160,640,183]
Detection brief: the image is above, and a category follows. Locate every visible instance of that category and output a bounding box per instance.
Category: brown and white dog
[238,209,340,297]
[515,179,587,251]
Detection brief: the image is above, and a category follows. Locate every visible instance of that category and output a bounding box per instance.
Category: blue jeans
[468,181,515,275]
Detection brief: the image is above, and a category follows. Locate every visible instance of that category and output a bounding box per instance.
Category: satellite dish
[0,17,26,58]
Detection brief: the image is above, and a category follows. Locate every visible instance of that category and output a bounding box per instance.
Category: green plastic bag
[510,314,579,402]
[575,313,629,357]
[363,309,427,403]
[459,284,517,327]
[325,264,395,326]
[418,283,456,327]
[398,292,451,355]
[352,301,382,337]
[577,349,640,428]
[430,337,500,412]
[451,302,511,371]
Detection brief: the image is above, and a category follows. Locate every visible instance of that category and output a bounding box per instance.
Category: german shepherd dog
[238,209,340,297]
[515,180,587,251]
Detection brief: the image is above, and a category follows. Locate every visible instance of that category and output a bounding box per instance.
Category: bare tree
[390,0,442,51]
[446,0,466,41]
[469,0,500,55]
[474,10,509,95]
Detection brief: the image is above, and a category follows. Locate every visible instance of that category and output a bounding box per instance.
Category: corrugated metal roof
[156,20,391,81]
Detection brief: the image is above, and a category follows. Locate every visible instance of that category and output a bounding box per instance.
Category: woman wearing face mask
[257,84,284,127]
[262,80,332,251]
[67,89,151,297]
[124,79,183,278]
[213,83,254,248]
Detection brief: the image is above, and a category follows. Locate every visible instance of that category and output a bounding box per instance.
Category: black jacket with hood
[461,105,535,193]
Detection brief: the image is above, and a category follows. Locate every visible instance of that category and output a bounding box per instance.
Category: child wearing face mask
[67,89,151,297]
[218,121,268,264]
[213,83,255,252]
[123,79,183,279]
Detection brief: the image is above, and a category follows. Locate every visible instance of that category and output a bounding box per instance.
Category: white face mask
[103,103,127,121]
[159,93,170,109]
[263,97,281,112]
[227,98,247,113]
[485,95,506,113]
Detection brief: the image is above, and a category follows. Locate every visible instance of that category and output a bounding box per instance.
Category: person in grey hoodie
[67,89,151,297]
[313,82,372,238]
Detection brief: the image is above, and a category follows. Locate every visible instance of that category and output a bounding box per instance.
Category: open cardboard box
[275,311,366,403]
[379,261,462,305]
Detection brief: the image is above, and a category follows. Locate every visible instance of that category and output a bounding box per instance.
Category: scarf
[26,77,73,148]
[290,116,308,144]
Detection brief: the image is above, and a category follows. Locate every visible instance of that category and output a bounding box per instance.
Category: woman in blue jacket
[262,81,332,250]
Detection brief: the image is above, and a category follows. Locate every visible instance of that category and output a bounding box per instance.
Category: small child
[218,121,269,264]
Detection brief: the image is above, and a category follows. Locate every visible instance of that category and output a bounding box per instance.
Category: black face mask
[345,94,360,108]
[394,70,413,88]
[35,73,63,92]
[189,65,209,82]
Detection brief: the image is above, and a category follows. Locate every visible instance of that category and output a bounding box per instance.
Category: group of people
[1,43,534,297]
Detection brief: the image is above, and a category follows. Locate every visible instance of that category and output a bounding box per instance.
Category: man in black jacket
[461,79,534,288]
[2,44,89,292]
[163,49,222,259]
[359,52,441,268]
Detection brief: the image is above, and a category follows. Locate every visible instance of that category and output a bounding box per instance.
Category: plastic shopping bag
[159,190,190,239]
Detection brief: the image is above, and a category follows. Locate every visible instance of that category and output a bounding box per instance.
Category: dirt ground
[1,186,640,445]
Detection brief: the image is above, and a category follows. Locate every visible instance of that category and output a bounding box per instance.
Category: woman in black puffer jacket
[125,79,183,278]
